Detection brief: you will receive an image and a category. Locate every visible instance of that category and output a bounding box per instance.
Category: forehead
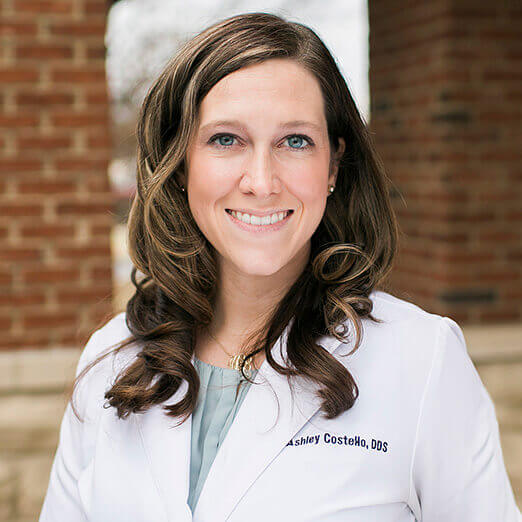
[197,59,327,129]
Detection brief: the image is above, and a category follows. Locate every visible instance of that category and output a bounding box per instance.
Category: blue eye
[214,135,235,147]
[286,135,311,149]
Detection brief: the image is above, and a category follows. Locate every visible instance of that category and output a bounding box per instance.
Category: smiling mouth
[225,208,294,231]
[226,209,293,222]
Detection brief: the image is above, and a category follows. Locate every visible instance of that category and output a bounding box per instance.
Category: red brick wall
[0,0,114,349]
[369,1,522,323]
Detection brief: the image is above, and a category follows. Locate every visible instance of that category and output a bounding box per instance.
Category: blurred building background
[0,0,520,519]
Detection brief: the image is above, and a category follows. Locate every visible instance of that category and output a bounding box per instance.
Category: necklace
[205,327,256,376]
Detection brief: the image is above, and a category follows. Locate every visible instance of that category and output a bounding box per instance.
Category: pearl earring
[328,185,335,193]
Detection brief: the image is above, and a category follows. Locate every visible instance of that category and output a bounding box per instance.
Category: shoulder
[368,289,463,343]
[345,291,473,433]
[369,289,443,324]
[352,289,468,380]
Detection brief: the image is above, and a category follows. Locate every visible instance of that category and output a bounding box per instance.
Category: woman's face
[185,58,345,278]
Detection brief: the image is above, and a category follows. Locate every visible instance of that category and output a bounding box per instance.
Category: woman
[39,12,520,522]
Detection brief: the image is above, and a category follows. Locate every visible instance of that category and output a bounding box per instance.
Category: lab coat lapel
[193,320,353,521]
[136,376,193,522]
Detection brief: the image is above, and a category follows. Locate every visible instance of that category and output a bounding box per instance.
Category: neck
[197,243,310,363]
[212,246,309,340]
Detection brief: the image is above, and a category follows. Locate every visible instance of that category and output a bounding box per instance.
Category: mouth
[225,208,294,233]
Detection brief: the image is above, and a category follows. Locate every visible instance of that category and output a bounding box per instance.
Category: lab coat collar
[136,318,355,521]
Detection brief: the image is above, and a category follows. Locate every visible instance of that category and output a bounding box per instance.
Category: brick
[0,292,46,306]
[0,316,12,329]
[19,223,75,238]
[479,150,522,161]
[506,249,522,262]
[55,245,111,259]
[17,180,76,194]
[16,135,73,152]
[86,134,111,150]
[49,21,106,37]
[85,89,109,104]
[0,68,39,83]
[0,159,42,172]
[50,112,108,128]
[0,335,52,350]
[483,70,522,82]
[0,271,13,286]
[0,22,37,36]
[506,210,522,220]
[50,68,107,84]
[90,266,112,280]
[478,191,521,203]
[90,223,112,236]
[439,251,497,263]
[13,0,73,14]
[0,202,44,217]
[477,270,521,284]
[86,45,107,60]
[16,91,74,107]
[84,1,110,15]
[85,175,111,192]
[478,230,519,242]
[15,44,73,60]
[56,285,112,304]
[478,309,521,322]
[445,210,496,223]
[0,114,39,127]
[55,201,113,216]
[0,247,42,262]
[53,157,109,171]
[22,267,79,284]
[21,313,77,330]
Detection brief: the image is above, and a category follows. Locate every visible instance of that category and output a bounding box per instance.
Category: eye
[208,133,238,148]
[284,134,313,150]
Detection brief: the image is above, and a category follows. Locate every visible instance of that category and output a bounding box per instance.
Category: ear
[328,137,345,187]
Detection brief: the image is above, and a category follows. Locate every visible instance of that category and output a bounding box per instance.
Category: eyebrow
[199,119,323,134]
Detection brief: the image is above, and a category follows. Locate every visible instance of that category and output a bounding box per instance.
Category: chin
[232,257,287,278]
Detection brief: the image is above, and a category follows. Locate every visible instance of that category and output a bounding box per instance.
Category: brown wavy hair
[71,12,400,426]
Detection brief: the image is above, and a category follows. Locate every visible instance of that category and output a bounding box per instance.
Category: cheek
[286,160,329,207]
[187,154,237,206]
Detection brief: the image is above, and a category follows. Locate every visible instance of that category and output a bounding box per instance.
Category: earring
[328,185,335,193]
[180,186,185,192]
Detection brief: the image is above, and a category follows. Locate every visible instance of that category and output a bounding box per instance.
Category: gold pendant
[228,353,253,374]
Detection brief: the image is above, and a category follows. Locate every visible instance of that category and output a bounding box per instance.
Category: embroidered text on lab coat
[286,432,389,453]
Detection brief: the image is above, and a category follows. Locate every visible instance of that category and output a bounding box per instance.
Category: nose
[239,147,282,198]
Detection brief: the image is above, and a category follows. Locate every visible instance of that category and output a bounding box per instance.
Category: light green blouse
[187,357,258,513]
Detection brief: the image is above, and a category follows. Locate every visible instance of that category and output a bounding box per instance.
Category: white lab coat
[39,290,521,521]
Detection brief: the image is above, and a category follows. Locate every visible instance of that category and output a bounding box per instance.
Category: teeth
[229,210,290,225]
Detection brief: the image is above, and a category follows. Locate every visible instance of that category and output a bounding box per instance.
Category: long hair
[71,12,400,426]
